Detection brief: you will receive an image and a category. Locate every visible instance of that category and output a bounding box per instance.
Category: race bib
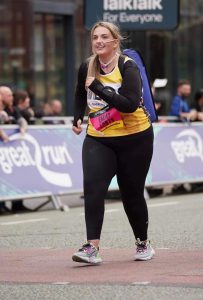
[89,105,124,132]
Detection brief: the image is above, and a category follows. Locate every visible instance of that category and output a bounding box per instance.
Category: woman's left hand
[85,76,95,88]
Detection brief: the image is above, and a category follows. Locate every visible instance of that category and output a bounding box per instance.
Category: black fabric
[82,127,153,240]
[73,63,88,126]
[73,58,142,126]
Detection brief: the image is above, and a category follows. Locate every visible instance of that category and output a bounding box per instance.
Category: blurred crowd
[153,79,203,122]
[0,85,64,141]
[0,85,64,214]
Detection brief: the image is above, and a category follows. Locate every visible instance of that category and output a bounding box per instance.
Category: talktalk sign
[85,0,179,30]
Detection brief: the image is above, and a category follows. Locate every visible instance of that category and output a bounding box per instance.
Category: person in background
[0,92,9,124]
[0,86,32,213]
[10,89,34,212]
[169,80,197,121]
[189,88,203,193]
[43,99,63,124]
[42,100,62,117]
[0,128,9,142]
[49,99,62,116]
[193,89,203,121]
[72,21,155,264]
[0,86,29,133]
[0,127,9,213]
[0,91,10,213]
[13,89,35,126]
[0,86,14,123]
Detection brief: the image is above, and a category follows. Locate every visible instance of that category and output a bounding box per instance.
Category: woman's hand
[72,119,82,135]
[85,77,95,89]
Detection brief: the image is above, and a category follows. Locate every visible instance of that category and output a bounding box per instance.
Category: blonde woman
[72,21,155,264]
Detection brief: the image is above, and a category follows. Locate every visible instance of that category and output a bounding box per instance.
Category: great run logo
[171,129,203,163]
[0,133,73,187]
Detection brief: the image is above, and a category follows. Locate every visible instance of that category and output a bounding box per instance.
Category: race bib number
[89,105,124,132]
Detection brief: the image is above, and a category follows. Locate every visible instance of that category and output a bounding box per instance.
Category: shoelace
[136,244,147,253]
[79,243,97,254]
[79,243,91,251]
[135,239,148,253]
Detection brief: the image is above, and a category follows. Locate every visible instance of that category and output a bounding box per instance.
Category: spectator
[0,86,14,123]
[41,100,62,117]
[169,80,197,121]
[0,86,28,133]
[42,102,52,116]
[13,90,34,133]
[0,128,9,143]
[0,86,32,213]
[11,89,34,212]
[43,99,64,124]
[0,92,9,213]
[193,89,203,121]
[0,92,9,124]
[49,99,62,116]
[151,79,168,117]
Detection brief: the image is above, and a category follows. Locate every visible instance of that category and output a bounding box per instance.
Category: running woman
[72,21,155,264]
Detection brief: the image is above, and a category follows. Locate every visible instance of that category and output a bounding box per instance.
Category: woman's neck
[99,53,118,70]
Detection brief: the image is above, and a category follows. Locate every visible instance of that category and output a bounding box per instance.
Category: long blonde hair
[87,21,124,78]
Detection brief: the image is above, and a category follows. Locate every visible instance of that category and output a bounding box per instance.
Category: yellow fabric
[87,61,150,137]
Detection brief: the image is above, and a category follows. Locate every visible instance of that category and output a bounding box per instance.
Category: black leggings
[82,127,154,241]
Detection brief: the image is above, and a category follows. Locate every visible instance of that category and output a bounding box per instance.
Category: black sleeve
[73,62,88,126]
[88,59,142,113]
[12,106,22,121]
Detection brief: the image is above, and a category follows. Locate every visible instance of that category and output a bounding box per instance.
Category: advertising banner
[109,123,203,189]
[0,126,85,198]
[146,123,203,186]
[0,123,203,199]
[85,0,179,30]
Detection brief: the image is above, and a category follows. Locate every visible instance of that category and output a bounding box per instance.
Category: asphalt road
[0,192,203,300]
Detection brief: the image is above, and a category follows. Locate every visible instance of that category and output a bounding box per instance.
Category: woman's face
[198,96,203,108]
[0,94,3,110]
[91,26,118,58]
[21,97,30,109]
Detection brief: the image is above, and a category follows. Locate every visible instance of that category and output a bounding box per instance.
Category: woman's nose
[96,37,103,43]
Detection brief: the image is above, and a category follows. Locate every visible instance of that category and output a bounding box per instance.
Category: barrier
[0,124,85,210]
[147,122,203,186]
[0,123,203,209]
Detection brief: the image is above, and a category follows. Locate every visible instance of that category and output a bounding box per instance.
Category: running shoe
[72,242,102,264]
[134,238,155,261]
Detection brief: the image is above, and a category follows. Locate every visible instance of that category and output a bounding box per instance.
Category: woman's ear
[113,39,118,49]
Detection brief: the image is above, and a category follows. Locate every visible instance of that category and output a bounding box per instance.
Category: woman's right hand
[72,119,82,135]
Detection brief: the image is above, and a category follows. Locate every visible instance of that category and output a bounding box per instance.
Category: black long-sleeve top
[73,56,142,126]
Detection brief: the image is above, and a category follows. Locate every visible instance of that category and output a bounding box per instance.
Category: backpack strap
[118,54,135,77]
[118,55,126,77]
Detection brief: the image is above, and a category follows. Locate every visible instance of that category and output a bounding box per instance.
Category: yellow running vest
[87,60,151,137]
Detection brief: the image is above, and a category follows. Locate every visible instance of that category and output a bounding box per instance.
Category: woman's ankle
[88,239,100,249]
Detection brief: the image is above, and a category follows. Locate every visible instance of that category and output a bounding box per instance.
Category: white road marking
[132,281,151,285]
[148,201,179,207]
[52,282,70,285]
[105,208,120,213]
[79,208,121,216]
[0,218,48,225]
[79,202,178,216]
[157,248,170,250]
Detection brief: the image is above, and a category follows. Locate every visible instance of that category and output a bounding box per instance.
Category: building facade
[0,0,203,115]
